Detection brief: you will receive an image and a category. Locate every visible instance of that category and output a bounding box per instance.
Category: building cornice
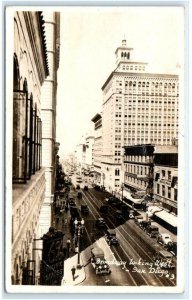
[101,70,179,91]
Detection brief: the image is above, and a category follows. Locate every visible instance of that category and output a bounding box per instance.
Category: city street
[57,174,176,286]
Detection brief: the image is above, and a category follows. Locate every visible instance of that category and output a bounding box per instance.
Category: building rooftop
[154,145,178,154]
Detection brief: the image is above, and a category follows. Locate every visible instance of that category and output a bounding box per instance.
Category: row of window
[116,90,177,97]
[115,121,177,127]
[156,183,177,201]
[116,80,177,89]
[125,164,149,175]
[13,90,42,183]
[125,176,148,188]
[124,138,175,144]
[125,155,153,163]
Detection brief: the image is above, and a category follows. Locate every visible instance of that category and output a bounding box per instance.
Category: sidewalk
[61,254,86,286]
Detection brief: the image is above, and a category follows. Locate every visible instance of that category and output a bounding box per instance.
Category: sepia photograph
[5,5,185,294]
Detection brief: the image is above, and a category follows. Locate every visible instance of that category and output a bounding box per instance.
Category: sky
[56,6,184,157]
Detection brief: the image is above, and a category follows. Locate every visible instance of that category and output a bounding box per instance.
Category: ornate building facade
[9,11,60,286]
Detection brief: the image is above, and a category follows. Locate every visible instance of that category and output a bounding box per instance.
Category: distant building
[84,135,94,172]
[153,146,178,214]
[75,143,86,171]
[91,114,103,186]
[101,38,179,192]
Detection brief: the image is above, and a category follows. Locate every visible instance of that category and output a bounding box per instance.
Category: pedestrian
[67,238,71,257]
[71,265,76,281]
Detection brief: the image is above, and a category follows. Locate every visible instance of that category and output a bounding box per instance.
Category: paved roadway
[68,174,176,286]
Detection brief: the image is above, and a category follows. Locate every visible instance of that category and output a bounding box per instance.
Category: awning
[128,197,142,204]
[154,210,177,228]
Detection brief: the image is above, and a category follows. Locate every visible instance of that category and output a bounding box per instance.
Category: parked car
[153,249,175,269]
[127,209,135,219]
[105,229,119,246]
[84,185,88,191]
[107,197,116,205]
[121,204,128,216]
[157,233,172,246]
[139,220,151,231]
[167,241,177,256]
[115,200,124,209]
[134,215,143,226]
[81,204,89,214]
[99,205,108,214]
[94,185,101,191]
[95,218,107,229]
[114,210,124,223]
[146,225,159,238]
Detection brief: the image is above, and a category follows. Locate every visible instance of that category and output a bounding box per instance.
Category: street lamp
[74,218,85,269]
[121,183,124,202]
[102,173,105,190]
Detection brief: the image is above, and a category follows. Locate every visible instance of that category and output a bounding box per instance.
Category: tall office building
[101,39,179,193]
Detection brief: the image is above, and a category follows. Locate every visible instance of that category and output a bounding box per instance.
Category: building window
[162,170,165,178]
[13,76,42,183]
[168,171,171,181]
[174,189,177,201]
[168,187,171,198]
[157,184,160,194]
[115,169,120,176]
[162,185,165,196]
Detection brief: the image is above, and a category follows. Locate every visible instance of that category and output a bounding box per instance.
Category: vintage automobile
[99,205,108,214]
[134,215,144,226]
[146,225,159,238]
[167,241,177,256]
[105,229,119,246]
[90,247,111,275]
[83,185,89,191]
[81,204,89,214]
[153,249,175,269]
[139,220,151,231]
[95,218,107,229]
[127,209,135,219]
[156,233,173,246]
[114,210,124,223]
